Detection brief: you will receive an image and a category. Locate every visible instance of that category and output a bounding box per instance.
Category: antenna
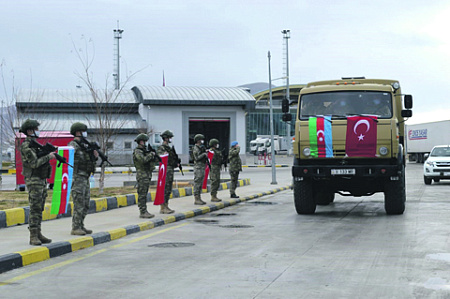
[113,21,124,90]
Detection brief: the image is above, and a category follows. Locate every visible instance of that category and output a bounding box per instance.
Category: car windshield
[299,91,392,119]
[430,147,450,157]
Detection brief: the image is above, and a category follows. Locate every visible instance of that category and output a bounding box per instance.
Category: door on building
[189,118,230,162]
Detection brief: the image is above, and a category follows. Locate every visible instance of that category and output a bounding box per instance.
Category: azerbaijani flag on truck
[51,146,74,215]
[308,116,333,158]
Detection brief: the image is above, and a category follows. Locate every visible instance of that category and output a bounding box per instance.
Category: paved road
[2,163,450,298]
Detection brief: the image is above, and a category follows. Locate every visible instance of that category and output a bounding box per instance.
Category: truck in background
[282,78,413,215]
[406,120,450,163]
[249,135,288,155]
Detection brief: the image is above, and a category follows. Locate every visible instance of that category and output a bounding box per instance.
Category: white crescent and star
[353,119,371,141]
[61,173,69,191]
[317,130,325,142]
[158,164,166,187]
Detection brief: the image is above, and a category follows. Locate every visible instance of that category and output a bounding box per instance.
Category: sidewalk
[0,168,293,274]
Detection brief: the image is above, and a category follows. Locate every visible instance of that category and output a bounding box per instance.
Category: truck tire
[294,179,316,214]
[424,177,432,185]
[314,189,335,205]
[384,165,406,215]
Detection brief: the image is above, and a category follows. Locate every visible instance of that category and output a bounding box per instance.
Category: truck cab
[283,78,413,215]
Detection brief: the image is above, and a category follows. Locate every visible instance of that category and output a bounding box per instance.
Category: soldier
[209,138,222,202]
[192,134,207,205]
[68,122,98,235]
[156,130,178,214]
[133,133,156,218]
[19,119,55,246]
[229,141,242,198]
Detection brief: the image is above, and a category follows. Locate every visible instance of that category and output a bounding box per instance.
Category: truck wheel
[294,179,316,214]
[384,166,406,215]
[314,190,335,205]
[424,177,432,185]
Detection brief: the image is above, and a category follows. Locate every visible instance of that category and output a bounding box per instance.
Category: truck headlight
[303,147,311,157]
[379,147,388,156]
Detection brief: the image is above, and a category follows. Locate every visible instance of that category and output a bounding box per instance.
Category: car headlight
[379,147,388,156]
[303,147,311,157]
[425,161,435,167]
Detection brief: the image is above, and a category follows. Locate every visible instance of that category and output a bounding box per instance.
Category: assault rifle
[80,137,113,167]
[29,140,73,168]
[171,146,184,176]
[147,144,162,163]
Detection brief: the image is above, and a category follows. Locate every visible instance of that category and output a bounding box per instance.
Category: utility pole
[268,51,277,185]
[282,29,291,155]
[113,21,124,90]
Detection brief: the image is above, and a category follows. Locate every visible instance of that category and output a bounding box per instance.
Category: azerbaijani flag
[154,154,169,205]
[308,116,333,158]
[51,146,74,215]
[202,150,215,189]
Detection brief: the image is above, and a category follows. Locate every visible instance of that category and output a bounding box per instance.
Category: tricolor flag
[51,146,74,215]
[345,116,378,157]
[308,116,333,158]
[202,150,215,189]
[154,154,169,205]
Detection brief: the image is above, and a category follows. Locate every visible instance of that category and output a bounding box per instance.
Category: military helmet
[161,130,174,139]
[19,119,40,134]
[70,122,88,136]
[209,138,219,147]
[194,134,205,142]
[135,133,149,143]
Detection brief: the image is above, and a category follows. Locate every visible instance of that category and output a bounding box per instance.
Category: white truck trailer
[406,120,450,163]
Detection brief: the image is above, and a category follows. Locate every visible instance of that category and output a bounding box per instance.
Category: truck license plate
[331,169,356,175]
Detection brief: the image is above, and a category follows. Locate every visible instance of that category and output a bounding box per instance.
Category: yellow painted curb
[17,247,50,266]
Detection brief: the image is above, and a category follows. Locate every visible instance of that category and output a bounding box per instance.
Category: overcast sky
[1,0,450,124]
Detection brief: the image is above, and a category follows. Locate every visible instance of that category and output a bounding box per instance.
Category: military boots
[82,227,93,234]
[71,228,86,235]
[160,203,175,214]
[211,194,222,202]
[38,229,52,244]
[29,228,42,246]
[194,195,206,205]
[140,211,155,219]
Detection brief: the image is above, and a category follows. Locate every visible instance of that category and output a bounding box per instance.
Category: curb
[0,179,251,229]
[0,185,292,275]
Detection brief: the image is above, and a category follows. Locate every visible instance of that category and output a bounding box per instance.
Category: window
[106,142,114,150]
[124,141,132,150]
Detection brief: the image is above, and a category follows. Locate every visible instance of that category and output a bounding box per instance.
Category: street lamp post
[268,51,277,185]
[282,29,291,155]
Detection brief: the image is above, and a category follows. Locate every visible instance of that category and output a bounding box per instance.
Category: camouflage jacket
[20,137,52,179]
[229,146,242,172]
[68,139,97,177]
[157,143,178,168]
[210,147,222,166]
[133,144,156,176]
[193,144,207,168]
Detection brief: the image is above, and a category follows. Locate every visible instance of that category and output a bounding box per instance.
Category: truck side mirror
[404,95,413,109]
[282,98,290,113]
[401,110,412,118]
[282,114,292,121]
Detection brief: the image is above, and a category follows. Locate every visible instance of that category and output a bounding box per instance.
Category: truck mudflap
[292,164,400,179]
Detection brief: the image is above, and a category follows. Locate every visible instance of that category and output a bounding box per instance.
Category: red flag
[345,116,378,157]
[202,150,215,189]
[154,154,169,205]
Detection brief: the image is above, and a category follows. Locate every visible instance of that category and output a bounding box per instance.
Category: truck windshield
[299,91,392,119]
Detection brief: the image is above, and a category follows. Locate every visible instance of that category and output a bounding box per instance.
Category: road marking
[0,223,188,286]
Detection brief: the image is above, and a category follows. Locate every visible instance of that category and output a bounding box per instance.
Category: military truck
[282,78,413,215]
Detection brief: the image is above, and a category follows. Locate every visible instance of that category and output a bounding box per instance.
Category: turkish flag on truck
[345,116,378,157]
[154,154,169,205]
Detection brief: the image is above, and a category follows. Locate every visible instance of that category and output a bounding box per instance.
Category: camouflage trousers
[137,175,151,213]
[193,165,206,196]
[164,167,174,203]
[229,171,240,195]
[210,165,221,196]
[71,175,90,230]
[24,177,47,230]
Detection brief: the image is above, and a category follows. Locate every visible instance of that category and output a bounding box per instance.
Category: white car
[423,145,450,185]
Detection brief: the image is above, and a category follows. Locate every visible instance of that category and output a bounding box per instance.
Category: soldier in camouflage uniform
[133,133,156,218]
[209,138,222,202]
[68,122,98,236]
[192,134,207,205]
[229,141,242,198]
[156,130,178,214]
[19,119,56,245]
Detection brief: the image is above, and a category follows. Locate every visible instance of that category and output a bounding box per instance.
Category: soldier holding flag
[19,119,55,246]
[209,138,222,202]
[157,130,178,214]
[133,133,156,218]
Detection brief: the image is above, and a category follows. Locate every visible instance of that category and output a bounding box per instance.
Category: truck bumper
[292,164,400,179]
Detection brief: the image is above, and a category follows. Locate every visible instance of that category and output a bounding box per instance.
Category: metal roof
[132,86,255,109]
